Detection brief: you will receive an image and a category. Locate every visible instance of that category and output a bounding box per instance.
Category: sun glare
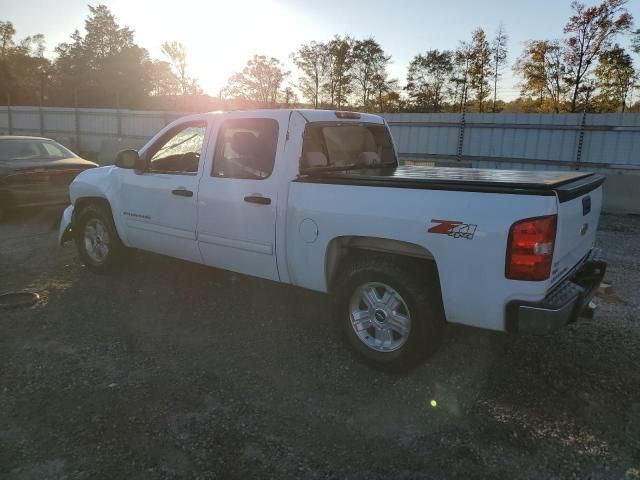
[110,0,315,95]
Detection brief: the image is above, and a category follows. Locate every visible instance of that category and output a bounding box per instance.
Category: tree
[491,23,508,112]
[371,73,400,112]
[52,5,154,108]
[226,55,289,105]
[563,0,633,112]
[0,21,17,102]
[161,41,191,95]
[351,37,390,109]
[405,50,453,112]
[594,45,636,111]
[323,35,354,109]
[468,28,492,112]
[282,86,298,106]
[0,21,51,105]
[148,60,181,96]
[452,41,473,112]
[514,40,568,113]
[633,29,640,55]
[52,30,86,105]
[291,41,328,109]
[82,4,134,67]
[0,21,16,58]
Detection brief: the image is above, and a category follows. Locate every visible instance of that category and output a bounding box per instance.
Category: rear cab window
[301,123,397,171]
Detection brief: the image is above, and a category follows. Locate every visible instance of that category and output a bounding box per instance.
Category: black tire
[74,203,125,273]
[334,254,445,372]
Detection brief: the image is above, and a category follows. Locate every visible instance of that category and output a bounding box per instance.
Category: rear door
[196,117,281,281]
[551,184,603,284]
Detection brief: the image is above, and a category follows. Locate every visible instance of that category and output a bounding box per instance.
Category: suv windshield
[301,123,397,171]
[0,139,75,162]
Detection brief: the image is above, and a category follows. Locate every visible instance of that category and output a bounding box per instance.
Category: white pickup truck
[59,109,606,370]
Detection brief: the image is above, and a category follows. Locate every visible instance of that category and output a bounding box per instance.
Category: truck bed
[297,166,605,202]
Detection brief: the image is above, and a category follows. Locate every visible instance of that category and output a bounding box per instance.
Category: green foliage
[594,45,637,111]
[514,40,569,113]
[0,20,51,105]
[563,0,633,112]
[469,28,492,112]
[324,35,355,109]
[633,29,640,55]
[351,38,391,109]
[491,23,508,112]
[291,41,329,108]
[161,41,200,95]
[225,55,289,105]
[405,50,454,112]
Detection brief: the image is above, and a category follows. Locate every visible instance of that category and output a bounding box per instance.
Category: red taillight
[334,111,361,119]
[506,215,557,281]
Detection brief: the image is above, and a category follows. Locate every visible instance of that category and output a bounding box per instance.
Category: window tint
[148,122,206,174]
[212,119,278,179]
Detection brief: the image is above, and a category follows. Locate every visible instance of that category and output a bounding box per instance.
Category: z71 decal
[428,219,477,240]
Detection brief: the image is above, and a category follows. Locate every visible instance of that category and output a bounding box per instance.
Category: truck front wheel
[334,255,445,371]
[74,203,125,273]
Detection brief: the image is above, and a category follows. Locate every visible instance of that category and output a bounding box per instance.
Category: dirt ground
[1,208,639,479]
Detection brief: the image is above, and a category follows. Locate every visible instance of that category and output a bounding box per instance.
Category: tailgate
[551,176,604,285]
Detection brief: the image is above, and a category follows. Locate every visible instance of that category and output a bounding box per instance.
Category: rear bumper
[506,248,606,335]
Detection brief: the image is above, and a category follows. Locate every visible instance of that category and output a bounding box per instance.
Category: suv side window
[147,122,206,174]
[212,118,278,179]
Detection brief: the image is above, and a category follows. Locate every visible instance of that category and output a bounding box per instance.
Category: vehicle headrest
[304,151,328,168]
[358,151,381,167]
[231,131,258,156]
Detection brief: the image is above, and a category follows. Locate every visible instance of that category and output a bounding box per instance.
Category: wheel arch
[74,196,113,220]
[325,236,441,293]
[72,196,127,244]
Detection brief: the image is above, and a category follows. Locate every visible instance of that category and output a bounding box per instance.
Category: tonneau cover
[297,166,605,201]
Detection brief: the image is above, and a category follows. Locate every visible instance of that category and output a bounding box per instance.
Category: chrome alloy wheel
[349,282,411,352]
[83,218,111,264]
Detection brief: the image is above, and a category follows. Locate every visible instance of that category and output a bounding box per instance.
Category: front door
[196,117,281,281]
[118,120,207,263]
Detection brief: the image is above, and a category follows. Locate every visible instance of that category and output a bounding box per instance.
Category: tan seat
[358,151,381,167]
[304,151,328,168]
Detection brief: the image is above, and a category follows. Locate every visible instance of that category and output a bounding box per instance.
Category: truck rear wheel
[334,255,445,371]
[74,203,125,274]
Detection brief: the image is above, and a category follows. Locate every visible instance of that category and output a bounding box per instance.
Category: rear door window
[211,118,279,180]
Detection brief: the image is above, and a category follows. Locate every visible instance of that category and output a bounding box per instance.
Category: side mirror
[115,149,144,170]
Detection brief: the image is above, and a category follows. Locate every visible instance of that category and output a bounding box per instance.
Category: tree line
[1,1,639,114]
[0,5,201,110]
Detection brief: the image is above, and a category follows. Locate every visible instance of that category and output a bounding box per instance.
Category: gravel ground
[1,208,639,479]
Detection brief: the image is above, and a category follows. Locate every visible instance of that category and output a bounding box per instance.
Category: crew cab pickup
[58,109,606,370]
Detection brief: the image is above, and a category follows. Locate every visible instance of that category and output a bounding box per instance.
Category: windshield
[301,123,397,171]
[0,139,75,162]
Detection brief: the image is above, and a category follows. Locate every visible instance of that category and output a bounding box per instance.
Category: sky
[3,0,640,101]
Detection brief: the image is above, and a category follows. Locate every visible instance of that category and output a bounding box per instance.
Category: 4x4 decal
[428,219,477,240]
